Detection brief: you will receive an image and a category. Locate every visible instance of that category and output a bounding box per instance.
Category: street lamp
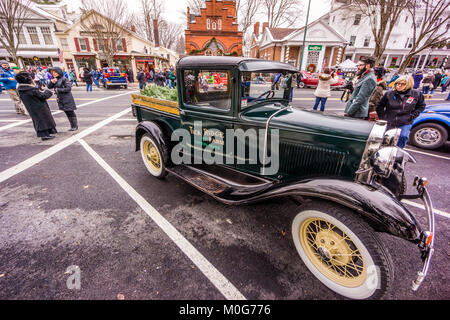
[298,0,311,71]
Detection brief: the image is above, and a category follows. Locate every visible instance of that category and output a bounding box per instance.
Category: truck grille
[279,142,347,177]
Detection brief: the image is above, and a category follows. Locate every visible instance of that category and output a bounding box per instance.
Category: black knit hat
[15,71,33,84]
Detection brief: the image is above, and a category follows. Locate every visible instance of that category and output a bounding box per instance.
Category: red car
[298,71,346,90]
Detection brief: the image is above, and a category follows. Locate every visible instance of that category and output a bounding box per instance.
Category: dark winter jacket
[17,85,56,132]
[82,70,93,84]
[136,71,146,84]
[412,72,423,89]
[376,89,425,128]
[47,67,77,111]
[433,73,442,88]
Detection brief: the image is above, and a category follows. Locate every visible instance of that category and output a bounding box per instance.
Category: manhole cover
[110,135,133,140]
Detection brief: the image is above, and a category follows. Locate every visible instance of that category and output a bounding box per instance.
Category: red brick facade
[185,0,243,56]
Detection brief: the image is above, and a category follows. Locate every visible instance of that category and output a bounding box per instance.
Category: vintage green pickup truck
[131,56,435,300]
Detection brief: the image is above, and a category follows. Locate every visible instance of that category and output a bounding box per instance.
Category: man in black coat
[48,67,78,131]
[16,72,57,140]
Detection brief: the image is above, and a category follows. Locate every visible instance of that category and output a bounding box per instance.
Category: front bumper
[401,176,435,291]
[105,82,127,86]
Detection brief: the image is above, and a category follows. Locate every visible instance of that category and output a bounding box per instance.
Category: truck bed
[131,94,181,130]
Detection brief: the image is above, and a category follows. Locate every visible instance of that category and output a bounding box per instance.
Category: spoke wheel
[291,200,394,300]
[140,133,167,178]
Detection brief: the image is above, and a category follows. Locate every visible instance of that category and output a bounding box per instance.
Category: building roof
[268,28,298,40]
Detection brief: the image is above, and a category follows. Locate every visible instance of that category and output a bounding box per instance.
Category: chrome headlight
[370,147,417,178]
[370,147,399,177]
[383,128,401,146]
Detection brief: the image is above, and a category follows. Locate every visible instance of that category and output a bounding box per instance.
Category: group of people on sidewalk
[0,60,78,141]
[410,69,450,100]
[136,67,176,90]
[311,56,433,148]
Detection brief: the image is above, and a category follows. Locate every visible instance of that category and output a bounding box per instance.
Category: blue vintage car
[409,103,450,150]
[102,67,128,89]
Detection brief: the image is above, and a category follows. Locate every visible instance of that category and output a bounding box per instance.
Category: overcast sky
[62,0,331,27]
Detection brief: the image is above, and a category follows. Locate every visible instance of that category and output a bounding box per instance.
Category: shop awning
[4,50,59,58]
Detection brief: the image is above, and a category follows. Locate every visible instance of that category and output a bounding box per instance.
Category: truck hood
[240,104,373,142]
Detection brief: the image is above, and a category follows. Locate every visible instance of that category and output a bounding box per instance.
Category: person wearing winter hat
[0,60,27,115]
[47,67,78,131]
[16,71,57,140]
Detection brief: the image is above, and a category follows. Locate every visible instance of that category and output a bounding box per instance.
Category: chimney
[131,25,136,33]
[254,22,260,36]
[262,22,269,32]
[153,19,160,47]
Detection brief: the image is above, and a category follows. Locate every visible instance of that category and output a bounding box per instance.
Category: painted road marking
[78,138,246,300]
[405,148,450,161]
[0,120,24,122]
[402,200,450,219]
[0,108,131,184]
[0,91,137,132]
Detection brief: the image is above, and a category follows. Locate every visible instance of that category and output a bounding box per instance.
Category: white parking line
[402,200,450,219]
[78,138,246,300]
[0,108,131,184]
[0,91,137,132]
[405,148,450,161]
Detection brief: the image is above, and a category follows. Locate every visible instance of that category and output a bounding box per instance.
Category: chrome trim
[411,177,435,291]
[262,105,291,175]
[355,120,387,184]
[383,128,401,146]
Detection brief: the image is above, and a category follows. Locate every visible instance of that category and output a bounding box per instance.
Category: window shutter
[85,38,91,52]
[122,38,127,52]
[93,39,98,51]
[74,38,80,51]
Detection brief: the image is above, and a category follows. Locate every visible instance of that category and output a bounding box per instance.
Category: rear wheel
[291,200,394,299]
[140,133,167,179]
[298,81,305,88]
[410,122,447,150]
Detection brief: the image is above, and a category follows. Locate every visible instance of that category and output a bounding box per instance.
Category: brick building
[250,17,348,72]
[185,0,243,56]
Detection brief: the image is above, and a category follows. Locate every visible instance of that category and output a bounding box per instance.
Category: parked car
[409,103,450,150]
[102,67,127,89]
[131,56,435,300]
[298,70,346,90]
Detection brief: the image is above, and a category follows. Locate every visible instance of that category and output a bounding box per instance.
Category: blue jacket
[0,67,18,90]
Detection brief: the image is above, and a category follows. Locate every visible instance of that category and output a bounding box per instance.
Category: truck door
[178,68,235,166]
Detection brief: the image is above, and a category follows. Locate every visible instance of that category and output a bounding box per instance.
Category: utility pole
[299,0,311,71]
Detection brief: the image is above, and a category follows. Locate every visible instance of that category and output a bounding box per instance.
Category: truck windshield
[240,71,294,109]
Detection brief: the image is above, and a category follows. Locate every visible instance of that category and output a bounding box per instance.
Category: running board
[166,164,274,203]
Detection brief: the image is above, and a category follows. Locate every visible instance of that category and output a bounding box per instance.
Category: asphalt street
[0,85,449,300]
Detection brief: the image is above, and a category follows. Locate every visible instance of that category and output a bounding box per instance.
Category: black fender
[219,178,422,242]
[135,121,173,165]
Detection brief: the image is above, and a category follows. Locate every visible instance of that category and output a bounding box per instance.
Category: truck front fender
[227,179,422,242]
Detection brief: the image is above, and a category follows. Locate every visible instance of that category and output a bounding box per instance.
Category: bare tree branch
[0,0,33,65]
[80,0,133,67]
[262,0,303,28]
[399,0,450,72]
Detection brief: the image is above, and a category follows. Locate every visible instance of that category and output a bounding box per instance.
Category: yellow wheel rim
[143,139,161,172]
[299,218,366,288]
